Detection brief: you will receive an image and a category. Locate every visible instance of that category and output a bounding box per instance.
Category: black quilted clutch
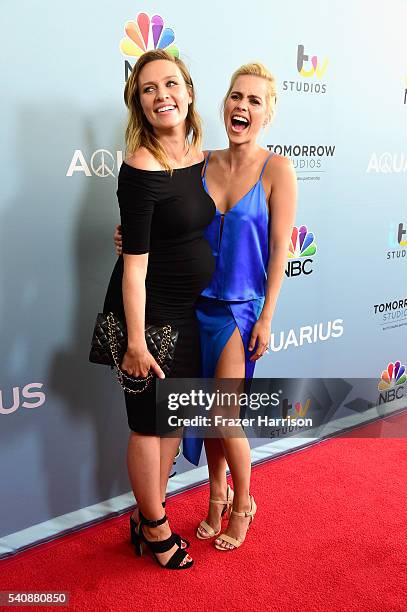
[89,312,178,393]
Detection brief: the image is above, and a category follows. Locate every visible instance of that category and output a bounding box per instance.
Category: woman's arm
[121,253,164,379]
[118,149,165,379]
[249,156,297,360]
[123,255,147,350]
[114,224,122,256]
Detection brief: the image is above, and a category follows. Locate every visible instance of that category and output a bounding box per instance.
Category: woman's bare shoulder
[269,153,294,169]
[265,153,295,179]
[261,153,296,200]
[205,148,228,166]
[124,148,162,171]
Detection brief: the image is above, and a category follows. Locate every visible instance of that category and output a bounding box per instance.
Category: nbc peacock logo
[377,360,406,404]
[286,225,317,277]
[121,12,179,81]
[288,225,317,258]
[378,361,406,391]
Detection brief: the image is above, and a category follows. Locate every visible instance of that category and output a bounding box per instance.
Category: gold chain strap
[106,312,172,394]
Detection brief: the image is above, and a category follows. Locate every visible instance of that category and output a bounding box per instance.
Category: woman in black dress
[103,50,215,569]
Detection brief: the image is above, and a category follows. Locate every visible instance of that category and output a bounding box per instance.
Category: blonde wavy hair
[124,50,202,171]
[223,62,277,124]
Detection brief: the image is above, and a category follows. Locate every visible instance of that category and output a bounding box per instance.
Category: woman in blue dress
[115,62,297,552]
[189,63,297,551]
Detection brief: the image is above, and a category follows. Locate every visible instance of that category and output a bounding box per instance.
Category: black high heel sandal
[129,502,190,549]
[135,513,193,570]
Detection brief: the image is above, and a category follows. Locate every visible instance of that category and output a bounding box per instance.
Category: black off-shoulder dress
[103,160,215,434]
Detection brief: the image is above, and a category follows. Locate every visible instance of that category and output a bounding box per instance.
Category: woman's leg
[130,435,178,518]
[197,326,252,543]
[196,438,228,537]
[159,434,182,501]
[127,432,192,566]
[212,327,254,550]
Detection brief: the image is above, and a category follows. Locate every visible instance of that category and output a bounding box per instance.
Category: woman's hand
[121,346,165,379]
[248,317,271,362]
[114,224,123,256]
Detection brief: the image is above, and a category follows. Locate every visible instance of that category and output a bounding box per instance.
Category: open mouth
[230,114,250,132]
[155,105,177,114]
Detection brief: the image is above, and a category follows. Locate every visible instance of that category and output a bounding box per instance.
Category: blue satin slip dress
[183,152,274,465]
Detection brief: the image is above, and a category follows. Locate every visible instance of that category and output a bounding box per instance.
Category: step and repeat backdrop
[1,0,406,553]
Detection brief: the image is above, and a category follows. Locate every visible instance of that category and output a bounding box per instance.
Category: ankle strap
[232,495,255,517]
[209,484,233,506]
[232,509,254,517]
[140,512,167,528]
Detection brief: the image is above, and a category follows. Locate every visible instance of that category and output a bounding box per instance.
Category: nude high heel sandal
[196,484,234,540]
[214,495,257,551]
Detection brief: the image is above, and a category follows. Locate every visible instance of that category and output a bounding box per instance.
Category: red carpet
[1,418,407,611]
